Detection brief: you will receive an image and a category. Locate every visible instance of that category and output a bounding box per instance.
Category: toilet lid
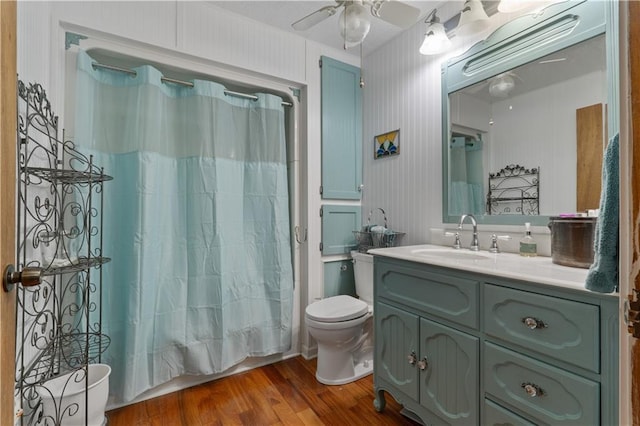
[306,295,369,323]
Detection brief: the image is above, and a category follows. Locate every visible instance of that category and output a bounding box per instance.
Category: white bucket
[38,363,111,426]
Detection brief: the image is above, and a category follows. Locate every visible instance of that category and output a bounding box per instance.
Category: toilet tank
[351,251,373,305]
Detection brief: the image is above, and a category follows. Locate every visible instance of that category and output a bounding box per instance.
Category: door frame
[0,1,17,424]
[621,0,640,424]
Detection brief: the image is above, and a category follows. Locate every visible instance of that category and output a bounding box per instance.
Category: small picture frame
[374,129,400,159]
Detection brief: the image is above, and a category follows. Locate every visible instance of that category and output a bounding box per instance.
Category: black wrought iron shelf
[41,256,112,277]
[489,196,538,202]
[25,166,113,185]
[16,80,112,425]
[17,332,111,388]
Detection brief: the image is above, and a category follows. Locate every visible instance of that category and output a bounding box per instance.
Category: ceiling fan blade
[371,0,420,29]
[292,5,338,31]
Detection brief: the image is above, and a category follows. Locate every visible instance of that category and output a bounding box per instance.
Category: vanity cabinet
[374,260,480,425]
[373,256,618,426]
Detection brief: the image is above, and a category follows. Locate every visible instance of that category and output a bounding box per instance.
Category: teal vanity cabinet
[374,258,481,425]
[372,255,618,425]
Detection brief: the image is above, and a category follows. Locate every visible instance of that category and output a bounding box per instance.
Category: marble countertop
[368,244,618,298]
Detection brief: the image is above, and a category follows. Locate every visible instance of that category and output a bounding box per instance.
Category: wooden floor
[106,356,420,425]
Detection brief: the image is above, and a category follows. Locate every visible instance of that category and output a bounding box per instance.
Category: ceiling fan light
[457,0,490,37]
[419,22,451,55]
[339,2,371,48]
[489,74,515,97]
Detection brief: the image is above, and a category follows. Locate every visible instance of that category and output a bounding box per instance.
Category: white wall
[489,70,607,215]
[362,4,563,247]
[17,0,358,407]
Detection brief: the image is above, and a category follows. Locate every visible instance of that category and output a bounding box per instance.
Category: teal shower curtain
[449,136,485,216]
[73,50,294,404]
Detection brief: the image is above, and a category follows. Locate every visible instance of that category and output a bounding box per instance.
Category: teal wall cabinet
[320,205,360,255]
[320,56,362,200]
[373,256,618,425]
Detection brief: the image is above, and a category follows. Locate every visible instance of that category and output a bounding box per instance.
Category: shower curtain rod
[91,62,293,107]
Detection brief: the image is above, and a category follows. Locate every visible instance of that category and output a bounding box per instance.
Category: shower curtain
[449,136,485,216]
[73,50,294,404]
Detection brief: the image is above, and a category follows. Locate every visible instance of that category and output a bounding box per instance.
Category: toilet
[305,250,374,385]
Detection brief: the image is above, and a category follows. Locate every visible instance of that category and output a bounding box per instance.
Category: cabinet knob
[522,316,547,330]
[416,357,429,371]
[407,351,417,366]
[521,382,545,398]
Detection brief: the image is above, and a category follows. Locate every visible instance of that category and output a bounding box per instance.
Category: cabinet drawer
[376,260,479,329]
[484,284,599,372]
[484,399,535,426]
[484,342,599,425]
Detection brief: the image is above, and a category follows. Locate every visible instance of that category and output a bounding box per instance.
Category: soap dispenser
[519,222,537,257]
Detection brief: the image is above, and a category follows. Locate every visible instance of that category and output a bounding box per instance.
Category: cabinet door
[321,205,360,255]
[375,302,419,401]
[321,56,362,200]
[419,317,479,425]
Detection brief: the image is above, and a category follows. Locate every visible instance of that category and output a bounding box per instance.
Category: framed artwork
[374,129,400,159]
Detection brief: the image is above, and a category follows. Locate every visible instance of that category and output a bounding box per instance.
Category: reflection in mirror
[447,34,606,219]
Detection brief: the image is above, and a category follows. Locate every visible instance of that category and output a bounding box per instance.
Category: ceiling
[209,1,446,56]
[459,33,606,102]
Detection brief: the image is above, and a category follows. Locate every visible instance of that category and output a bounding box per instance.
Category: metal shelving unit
[486,164,540,215]
[15,80,112,425]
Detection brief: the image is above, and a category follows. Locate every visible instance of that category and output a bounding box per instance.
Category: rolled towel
[370,225,387,234]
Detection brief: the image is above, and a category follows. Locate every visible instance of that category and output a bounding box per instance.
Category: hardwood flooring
[106,356,420,425]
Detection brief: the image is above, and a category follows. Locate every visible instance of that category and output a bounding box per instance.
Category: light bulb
[339,3,371,48]
[457,0,490,37]
[419,22,452,55]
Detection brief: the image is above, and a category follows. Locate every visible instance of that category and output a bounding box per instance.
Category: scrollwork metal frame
[486,164,540,216]
[15,80,112,426]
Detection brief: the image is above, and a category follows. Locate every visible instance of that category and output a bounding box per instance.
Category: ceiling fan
[465,72,522,98]
[291,0,421,49]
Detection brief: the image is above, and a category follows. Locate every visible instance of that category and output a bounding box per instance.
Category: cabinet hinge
[320,185,323,195]
[320,206,323,217]
[319,242,323,251]
[625,289,640,338]
[319,58,322,68]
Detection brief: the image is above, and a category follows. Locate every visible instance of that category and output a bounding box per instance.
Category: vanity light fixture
[456,0,490,36]
[419,9,452,55]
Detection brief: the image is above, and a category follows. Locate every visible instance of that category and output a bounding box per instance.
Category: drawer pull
[417,357,429,371]
[521,382,545,397]
[522,316,547,330]
[408,351,417,366]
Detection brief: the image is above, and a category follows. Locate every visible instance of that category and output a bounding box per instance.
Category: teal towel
[586,134,619,293]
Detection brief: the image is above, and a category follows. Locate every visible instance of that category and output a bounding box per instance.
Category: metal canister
[548,216,597,268]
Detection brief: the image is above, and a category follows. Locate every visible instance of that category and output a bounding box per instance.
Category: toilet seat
[306,295,368,323]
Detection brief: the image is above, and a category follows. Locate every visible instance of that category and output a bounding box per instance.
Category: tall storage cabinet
[320,56,362,201]
[14,81,112,425]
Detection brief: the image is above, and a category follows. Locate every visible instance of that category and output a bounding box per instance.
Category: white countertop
[368,244,618,297]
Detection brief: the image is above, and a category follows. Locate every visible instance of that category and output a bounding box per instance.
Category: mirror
[441,0,610,226]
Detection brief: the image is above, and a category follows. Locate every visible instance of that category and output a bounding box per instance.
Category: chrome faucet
[458,214,479,251]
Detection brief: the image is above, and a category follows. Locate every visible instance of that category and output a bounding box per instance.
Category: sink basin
[410,248,491,260]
